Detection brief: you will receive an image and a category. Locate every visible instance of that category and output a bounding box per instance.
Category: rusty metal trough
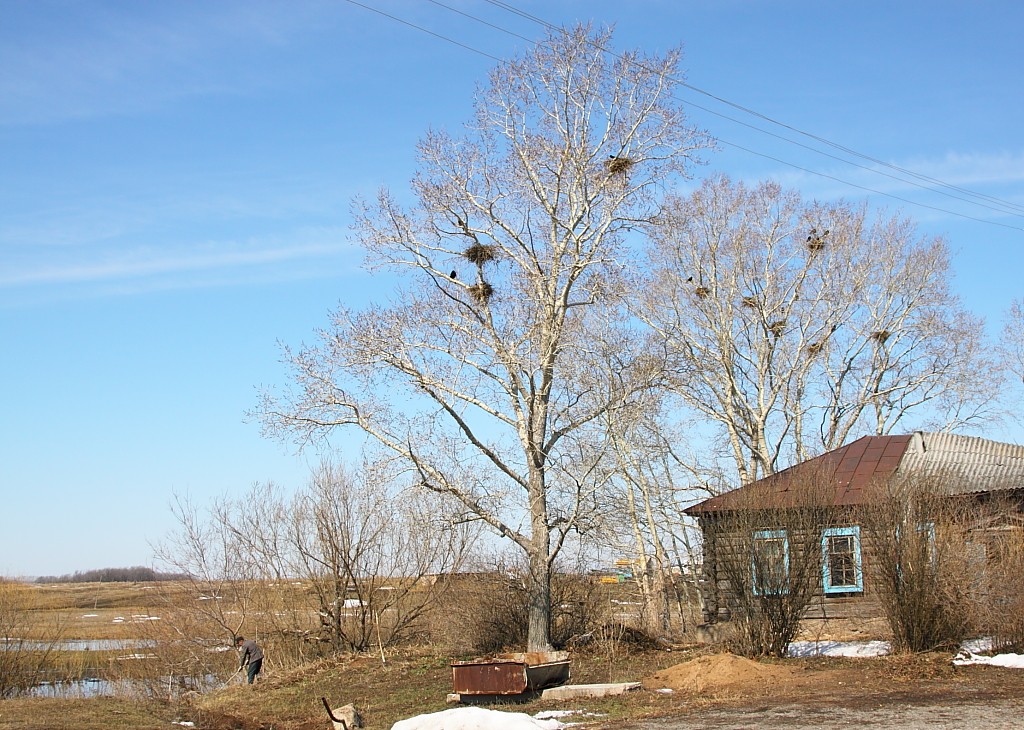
[451,651,570,696]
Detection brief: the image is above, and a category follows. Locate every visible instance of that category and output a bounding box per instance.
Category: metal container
[451,651,570,695]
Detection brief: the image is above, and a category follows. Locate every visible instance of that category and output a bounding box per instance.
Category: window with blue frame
[752,529,790,595]
[822,526,863,593]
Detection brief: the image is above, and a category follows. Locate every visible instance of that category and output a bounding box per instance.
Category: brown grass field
[3,580,1024,730]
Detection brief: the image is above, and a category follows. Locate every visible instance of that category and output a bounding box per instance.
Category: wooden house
[687,432,1024,623]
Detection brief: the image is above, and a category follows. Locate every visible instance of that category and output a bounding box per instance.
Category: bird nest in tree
[807,341,825,355]
[469,282,495,302]
[694,286,710,299]
[741,296,758,309]
[768,320,786,336]
[463,243,497,265]
[806,228,829,252]
[605,156,634,175]
[872,330,891,343]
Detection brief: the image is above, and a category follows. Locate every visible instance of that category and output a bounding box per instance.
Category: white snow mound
[391,707,566,730]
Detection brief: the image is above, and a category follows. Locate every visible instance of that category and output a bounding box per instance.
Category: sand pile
[643,653,797,695]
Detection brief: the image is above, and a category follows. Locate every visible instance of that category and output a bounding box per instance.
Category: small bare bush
[0,579,66,698]
[436,559,602,654]
[709,470,840,657]
[962,495,1024,652]
[862,477,974,653]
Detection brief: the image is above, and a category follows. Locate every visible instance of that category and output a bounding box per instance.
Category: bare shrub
[437,559,603,654]
[0,579,66,698]
[862,476,974,653]
[708,470,840,657]
[962,494,1024,652]
[155,459,475,670]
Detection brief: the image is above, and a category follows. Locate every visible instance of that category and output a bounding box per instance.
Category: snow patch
[391,707,566,730]
[788,640,891,658]
[953,651,1024,668]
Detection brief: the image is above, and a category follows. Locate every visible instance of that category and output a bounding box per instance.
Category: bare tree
[283,460,474,653]
[153,494,261,641]
[156,460,473,667]
[258,26,709,650]
[599,391,711,635]
[999,298,1024,387]
[641,175,999,483]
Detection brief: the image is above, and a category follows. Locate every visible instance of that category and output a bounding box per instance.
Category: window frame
[821,525,863,594]
[752,529,790,596]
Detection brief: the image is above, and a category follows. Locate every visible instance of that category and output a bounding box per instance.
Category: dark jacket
[238,639,263,666]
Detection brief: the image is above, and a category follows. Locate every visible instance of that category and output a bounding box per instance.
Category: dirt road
[640,698,1024,729]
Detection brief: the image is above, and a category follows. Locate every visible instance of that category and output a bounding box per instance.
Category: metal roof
[686,432,1024,514]
[898,432,1024,495]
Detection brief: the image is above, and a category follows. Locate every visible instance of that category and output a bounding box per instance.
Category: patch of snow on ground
[954,651,1024,668]
[786,636,1024,669]
[391,707,566,730]
[787,640,891,658]
[960,637,994,654]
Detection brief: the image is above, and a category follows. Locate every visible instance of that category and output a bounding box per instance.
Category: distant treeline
[34,566,188,583]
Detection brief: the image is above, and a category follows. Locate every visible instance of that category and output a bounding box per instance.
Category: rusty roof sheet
[685,432,1024,515]
[686,435,912,514]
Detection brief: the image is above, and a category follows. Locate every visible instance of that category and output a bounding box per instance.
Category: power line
[340,0,502,61]
[480,0,1024,219]
[341,0,1024,231]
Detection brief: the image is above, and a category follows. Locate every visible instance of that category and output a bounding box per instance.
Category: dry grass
[6,581,1024,730]
[0,696,181,730]
[6,639,1024,730]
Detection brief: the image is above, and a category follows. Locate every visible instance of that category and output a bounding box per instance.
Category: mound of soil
[643,653,797,695]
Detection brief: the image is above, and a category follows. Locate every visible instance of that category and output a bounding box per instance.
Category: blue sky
[2,0,1022,578]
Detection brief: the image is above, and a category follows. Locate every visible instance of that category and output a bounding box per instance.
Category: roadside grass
[5,643,1024,730]
[192,644,689,730]
[0,696,181,730]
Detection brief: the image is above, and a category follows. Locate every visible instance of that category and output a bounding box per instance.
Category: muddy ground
[642,699,1024,729]
[633,650,1024,729]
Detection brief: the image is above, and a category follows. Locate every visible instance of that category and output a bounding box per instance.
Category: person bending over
[234,635,264,684]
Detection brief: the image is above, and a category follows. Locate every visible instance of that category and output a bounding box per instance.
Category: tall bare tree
[258,26,709,649]
[1000,298,1024,384]
[599,388,711,635]
[641,175,999,483]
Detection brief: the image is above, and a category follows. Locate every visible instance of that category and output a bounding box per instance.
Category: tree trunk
[526,552,552,651]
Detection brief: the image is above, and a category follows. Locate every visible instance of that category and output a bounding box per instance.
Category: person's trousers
[245,658,262,684]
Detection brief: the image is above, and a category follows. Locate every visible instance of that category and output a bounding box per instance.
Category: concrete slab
[540,682,642,700]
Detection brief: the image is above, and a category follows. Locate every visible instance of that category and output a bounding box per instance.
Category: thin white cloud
[754,149,1024,222]
[1,231,354,289]
[0,1,344,126]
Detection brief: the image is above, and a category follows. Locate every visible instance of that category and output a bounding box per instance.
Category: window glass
[822,526,863,593]
[752,529,789,595]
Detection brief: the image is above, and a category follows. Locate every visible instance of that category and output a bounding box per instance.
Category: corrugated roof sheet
[686,432,1024,514]
[898,432,1024,495]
